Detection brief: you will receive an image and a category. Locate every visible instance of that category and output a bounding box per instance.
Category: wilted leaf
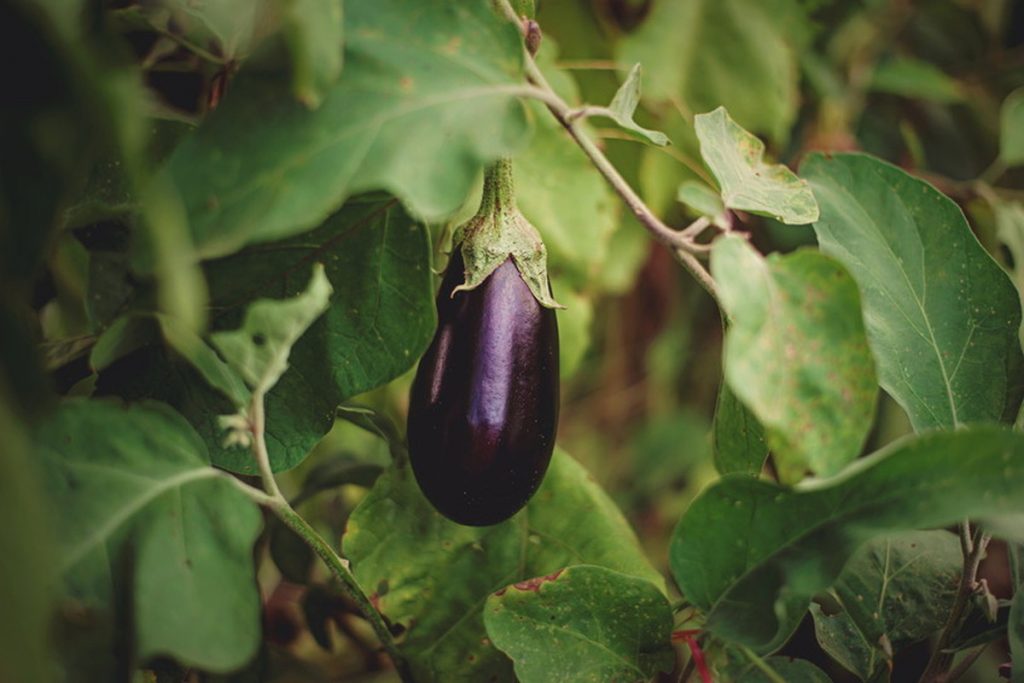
[211,264,331,396]
[603,64,669,146]
[695,107,818,224]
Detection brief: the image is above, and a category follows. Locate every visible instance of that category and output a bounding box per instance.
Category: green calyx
[451,158,563,309]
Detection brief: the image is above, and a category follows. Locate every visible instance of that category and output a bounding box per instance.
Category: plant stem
[496,0,720,304]
[269,499,413,681]
[938,644,987,683]
[250,391,282,500]
[246,392,415,682]
[917,524,990,683]
[740,646,787,683]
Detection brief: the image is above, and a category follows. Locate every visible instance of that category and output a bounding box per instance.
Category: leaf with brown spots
[484,566,673,683]
[711,234,878,483]
[343,450,662,683]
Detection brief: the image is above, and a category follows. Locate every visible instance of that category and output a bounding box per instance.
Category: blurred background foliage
[3,0,1024,680]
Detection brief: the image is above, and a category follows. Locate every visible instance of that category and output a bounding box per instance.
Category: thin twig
[938,644,988,683]
[244,391,415,682]
[495,0,720,303]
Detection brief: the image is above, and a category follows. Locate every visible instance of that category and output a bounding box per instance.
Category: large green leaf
[98,198,434,473]
[282,0,344,108]
[168,0,531,259]
[810,531,961,680]
[37,400,263,671]
[695,107,818,224]
[803,153,1023,430]
[711,235,878,482]
[483,565,674,683]
[617,0,809,143]
[670,426,1024,653]
[343,450,663,683]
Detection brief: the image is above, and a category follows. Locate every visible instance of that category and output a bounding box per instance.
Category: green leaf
[677,180,728,226]
[870,58,963,103]
[617,0,809,143]
[132,0,276,61]
[168,0,530,259]
[158,314,250,407]
[810,531,961,680]
[483,565,674,683]
[554,284,593,379]
[603,64,669,146]
[211,264,331,396]
[292,451,384,506]
[695,107,819,225]
[803,152,1024,430]
[98,198,435,474]
[1001,87,1024,167]
[343,450,663,683]
[711,235,878,482]
[516,105,618,286]
[994,199,1024,302]
[0,389,55,683]
[37,400,263,671]
[336,404,409,467]
[719,655,831,682]
[670,425,1024,653]
[282,0,344,108]
[713,382,768,477]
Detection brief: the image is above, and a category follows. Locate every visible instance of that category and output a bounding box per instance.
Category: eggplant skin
[407,250,559,526]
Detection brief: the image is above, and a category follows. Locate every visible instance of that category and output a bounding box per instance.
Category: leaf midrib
[61,464,221,572]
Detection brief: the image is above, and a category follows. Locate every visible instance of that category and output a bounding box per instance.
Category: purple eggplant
[407,247,559,526]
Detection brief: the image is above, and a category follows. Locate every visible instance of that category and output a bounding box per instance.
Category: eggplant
[407,160,560,526]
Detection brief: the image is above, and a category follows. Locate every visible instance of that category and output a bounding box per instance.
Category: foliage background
[3,0,1024,681]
